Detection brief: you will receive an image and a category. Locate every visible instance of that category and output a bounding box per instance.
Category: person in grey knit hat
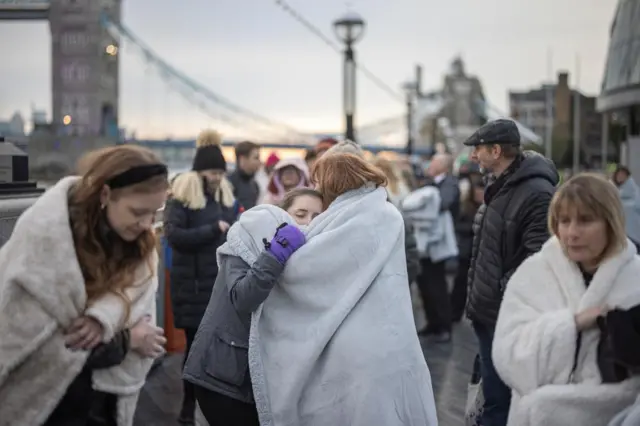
[325,140,365,157]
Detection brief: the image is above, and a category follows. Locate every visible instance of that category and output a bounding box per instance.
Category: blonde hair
[311,152,387,208]
[548,173,627,263]
[372,157,402,195]
[171,171,235,210]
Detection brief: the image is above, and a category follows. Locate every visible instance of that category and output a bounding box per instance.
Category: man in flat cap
[463,119,559,426]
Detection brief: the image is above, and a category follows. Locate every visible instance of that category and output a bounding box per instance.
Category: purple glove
[265,223,306,264]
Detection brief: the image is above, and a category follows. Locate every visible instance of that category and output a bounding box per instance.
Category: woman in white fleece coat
[492,173,640,426]
[0,145,168,426]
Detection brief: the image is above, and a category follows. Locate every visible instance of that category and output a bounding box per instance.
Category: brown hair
[235,140,260,159]
[311,152,387,208]
[461,174,484,216]
[548,173,627,264]
[70,145,169,320]
[500,143,521,159]
[279,187,323,212]
[305,149,317,163]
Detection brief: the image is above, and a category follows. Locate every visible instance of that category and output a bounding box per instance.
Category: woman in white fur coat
[492,173,640,426]
[0,145,168,426]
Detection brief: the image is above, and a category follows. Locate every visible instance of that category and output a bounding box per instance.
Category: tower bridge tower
[0,0,122,179]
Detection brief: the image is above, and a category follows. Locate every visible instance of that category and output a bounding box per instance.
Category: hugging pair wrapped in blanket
[218,184,439,426]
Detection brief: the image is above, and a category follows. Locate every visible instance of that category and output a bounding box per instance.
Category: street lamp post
[333,12,365,143]
[402,81,417,155]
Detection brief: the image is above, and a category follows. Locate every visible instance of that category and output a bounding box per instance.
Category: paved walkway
[134,283,478,426]
[133,324,477,426]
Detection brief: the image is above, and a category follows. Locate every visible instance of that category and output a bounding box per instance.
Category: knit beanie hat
[315,137,339,154]
[192,130,227,172]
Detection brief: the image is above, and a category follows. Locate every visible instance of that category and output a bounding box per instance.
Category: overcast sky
[0,0,618,139]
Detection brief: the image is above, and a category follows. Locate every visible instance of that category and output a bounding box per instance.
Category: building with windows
[510,72,604,166]
[508,86,550,139]
[597,0,640,172]
[0,112,25,138]
[50,0,120,138]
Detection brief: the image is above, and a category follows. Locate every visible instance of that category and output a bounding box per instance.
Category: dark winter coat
[164,194,236,330]
[466,152,559,326]
[403,217,420,283]
[435,174,461,220]
[228,169,260,210]
[183,252,284,404]
[605,304,640,374]
[45,331,130,426]
[455,203,479,260]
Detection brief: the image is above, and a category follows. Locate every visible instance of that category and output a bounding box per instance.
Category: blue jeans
[473,322,511,426]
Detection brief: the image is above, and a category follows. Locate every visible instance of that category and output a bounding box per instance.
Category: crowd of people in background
[159,121,640,426]
[3,117,640,426]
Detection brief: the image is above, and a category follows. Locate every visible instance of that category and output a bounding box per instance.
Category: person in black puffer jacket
[463,119,559,426]
[450,174,483,322]
[164,129,240,425]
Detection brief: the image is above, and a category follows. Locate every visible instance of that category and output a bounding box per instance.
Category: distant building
[414,57,488,152]
[510,72,604,166]
[508,86,550,139]
[32,109,47,126]
[597,0,640,172]
[0,112,26,137]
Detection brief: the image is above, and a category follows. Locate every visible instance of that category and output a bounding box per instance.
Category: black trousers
[181,328,198,416]
[451,257,471,322]
[416,258,452,333]
[195,386,259,426]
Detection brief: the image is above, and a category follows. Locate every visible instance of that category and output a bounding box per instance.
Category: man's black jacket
[466,152,559,326]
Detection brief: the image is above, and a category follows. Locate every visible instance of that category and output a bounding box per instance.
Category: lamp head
[333,11,366,44]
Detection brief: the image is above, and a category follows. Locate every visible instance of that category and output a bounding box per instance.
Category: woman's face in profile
[103,188,167,241]
[286,195,323,226]
[557,205,608,267]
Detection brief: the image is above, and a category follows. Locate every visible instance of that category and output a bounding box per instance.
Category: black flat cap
[463,119,521,147]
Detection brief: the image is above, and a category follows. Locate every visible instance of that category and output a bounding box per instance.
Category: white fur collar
[540,236,636,311]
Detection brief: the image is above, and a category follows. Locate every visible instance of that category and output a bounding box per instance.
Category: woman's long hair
[461,173,484,217]
[548,173,628,264]
[311,152,387,208]
[372,157,404,195]
[69,145,169,317]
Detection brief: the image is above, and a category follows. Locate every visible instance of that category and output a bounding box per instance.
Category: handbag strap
[568,332,583,383]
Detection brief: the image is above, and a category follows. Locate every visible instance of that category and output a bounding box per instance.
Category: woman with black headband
[0,144,169,426]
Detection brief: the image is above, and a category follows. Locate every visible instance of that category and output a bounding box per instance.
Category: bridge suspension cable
[100,14,313,144]
[272,0,404,103]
